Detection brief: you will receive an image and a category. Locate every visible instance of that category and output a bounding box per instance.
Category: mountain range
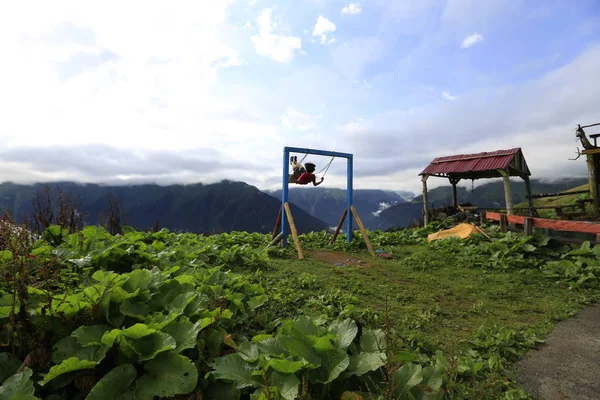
[0,177,589,233]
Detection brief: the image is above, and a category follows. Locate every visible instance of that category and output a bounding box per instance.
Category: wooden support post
[480,210,487,225]
[498,169,513,215]
[272,206,282,240]
[524,217,533,236]
[523,176,535,217]
[330,209,348,244]
[449,177,461,209]
[499,214,507,232]
[596,233,600,244]
[283,202,304,260]
[350,205,376,257]
[267,232,284,248]
[587,153,599,215]
[422,175,429,226]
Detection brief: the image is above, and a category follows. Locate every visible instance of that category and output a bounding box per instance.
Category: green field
[1,223,600,399]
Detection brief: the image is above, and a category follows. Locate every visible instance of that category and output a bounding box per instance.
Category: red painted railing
[486,212,600,235]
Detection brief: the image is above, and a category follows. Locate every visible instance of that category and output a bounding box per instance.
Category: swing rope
[316,156,335,178]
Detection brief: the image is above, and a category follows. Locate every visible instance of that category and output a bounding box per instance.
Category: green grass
[514,184,592,218]
[257,243,599,356]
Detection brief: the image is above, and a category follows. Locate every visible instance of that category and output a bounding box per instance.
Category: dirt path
[515,302,600,400]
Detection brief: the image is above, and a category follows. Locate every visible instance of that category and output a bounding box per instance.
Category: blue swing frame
[281,146,354,246]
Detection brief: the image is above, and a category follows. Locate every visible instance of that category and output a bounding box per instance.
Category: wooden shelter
[419,148,533,225]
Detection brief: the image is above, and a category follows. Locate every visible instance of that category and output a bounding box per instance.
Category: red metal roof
[420,148,522,176]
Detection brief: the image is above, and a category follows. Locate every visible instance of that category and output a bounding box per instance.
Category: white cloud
[461,33,483,48]
[341,2,362,15]
[251,9,302,62]
[442,91,457,101]
[281,107,322,131]
[312,16,337,45]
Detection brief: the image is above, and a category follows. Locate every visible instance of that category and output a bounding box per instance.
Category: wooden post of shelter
[283,202,304,260]
[523,175,535,217]
[449,177,461,209]
[499,213,507,232]
[524,217,533,236]
[330,209,347,244]
[349,205,376,257]
[498,169,513,215]
[422,175,429,226]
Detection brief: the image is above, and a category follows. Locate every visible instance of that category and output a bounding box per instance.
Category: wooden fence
[484,211,600,243]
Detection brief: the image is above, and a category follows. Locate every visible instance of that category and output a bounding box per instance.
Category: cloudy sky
[1,0,599,194]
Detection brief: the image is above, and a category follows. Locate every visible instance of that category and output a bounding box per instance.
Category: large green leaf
[393,363,423,399]
[346,352,386,377]
[0,368,35,399]
[277,335,321,366]
[122,270,152,293]
[0,353,21,385]
[271,371,300,400]
[412,366,443,400]
[120,299,150,320]
[237,341,260,362]
[52,336,109,364]
[85,364,136,400]
[42,357,98,384]
[212,353,259,390]
[247,295,268,311]
[256,338,285,356]
[328,319,358,350]
[268,358,305,374]
[121,331,176,362]
[318,348,349,383]
[71,325,112,347]
[163,318,204,352]
[134,351,198,400]
[360,329,386,352]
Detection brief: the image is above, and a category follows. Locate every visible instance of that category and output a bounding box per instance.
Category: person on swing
[289,156,324,186]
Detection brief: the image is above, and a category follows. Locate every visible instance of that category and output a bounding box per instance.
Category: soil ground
[305,250,371,268]
[515,302,600,400]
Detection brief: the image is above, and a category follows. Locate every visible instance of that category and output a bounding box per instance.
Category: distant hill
[0,181,328,234]
[266,188,405,229]
[376,178,589,230]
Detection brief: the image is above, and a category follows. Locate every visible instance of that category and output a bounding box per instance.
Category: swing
[289,154,335,184]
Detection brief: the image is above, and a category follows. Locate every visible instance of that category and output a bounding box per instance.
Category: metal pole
[282,148,290,246]
[346,156,353,242]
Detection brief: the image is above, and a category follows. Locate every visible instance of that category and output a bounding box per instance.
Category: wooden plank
[479,210,487,225]
[283,202,304,260]
[330,209,347,244]
[349,205,376,257]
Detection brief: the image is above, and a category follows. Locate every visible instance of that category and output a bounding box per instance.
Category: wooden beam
[479,210,487,225]
[330,209,347,244]
[422,175,429,226]
[283,202,304,260]
[349,205,376,257]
